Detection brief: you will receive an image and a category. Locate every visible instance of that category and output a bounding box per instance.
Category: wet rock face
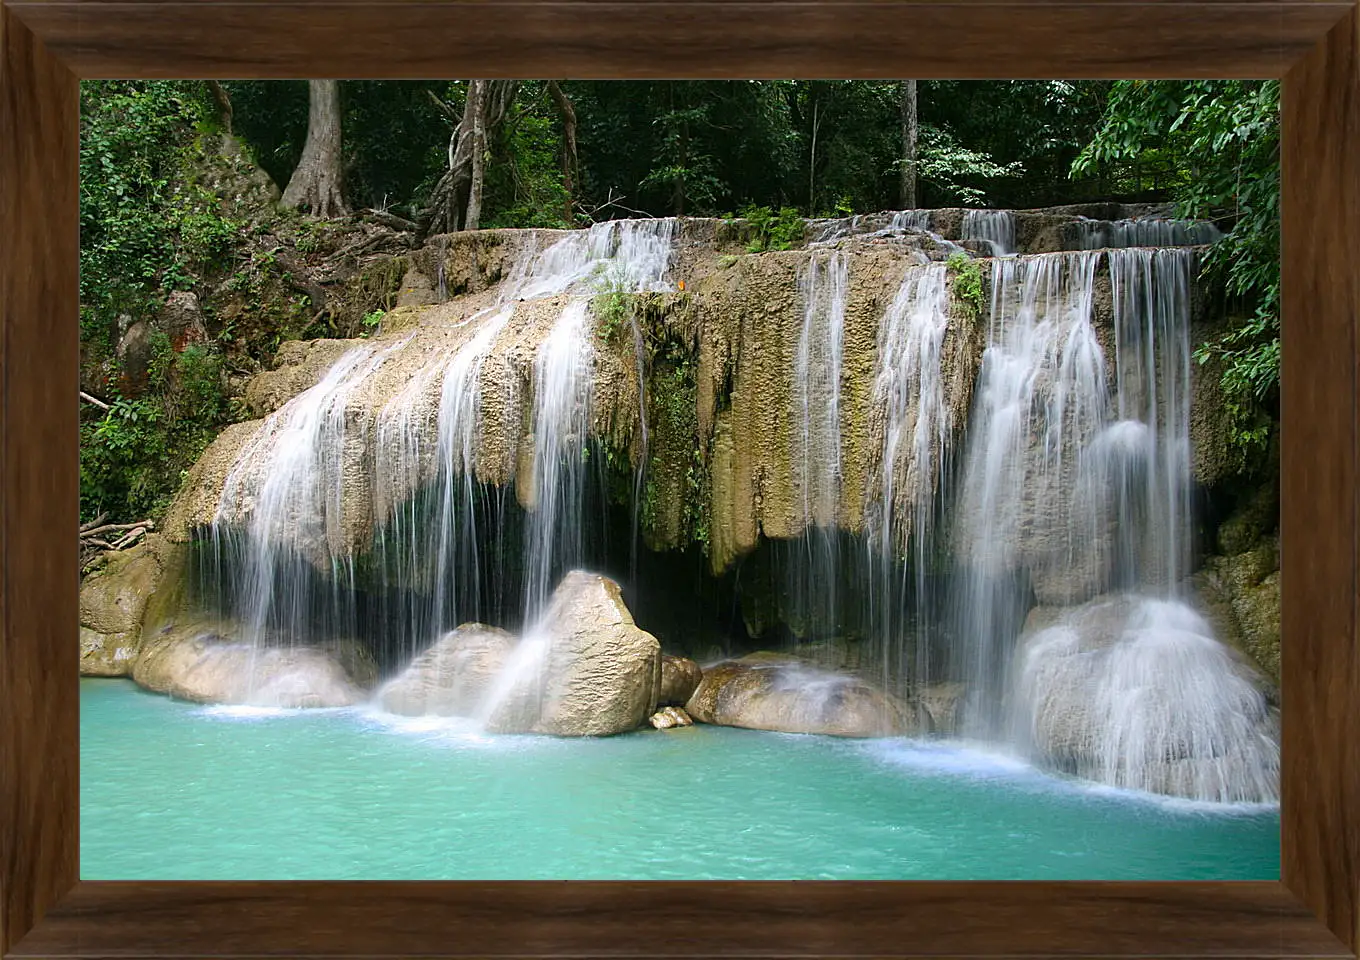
[132,620,378,708]
[376,623,516,717]
[1013,595,1279,803]
[685,653,913,737]
[658,654,703,706]
[79,536,181,677]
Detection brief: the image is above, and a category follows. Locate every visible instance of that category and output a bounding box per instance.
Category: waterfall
[211,336,411,699]
[1102,247,1195,589]
[795,251,849,528]
[949,251,1106,735]
[523,298,594,617]
[962,210,1015,256]
[786,250,850,641]
[865,262,952,701]
[1077,217,1221,250]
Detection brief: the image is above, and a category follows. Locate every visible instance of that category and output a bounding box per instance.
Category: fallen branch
[79,512,109,534]
[362,208,419,233]
[80,391,110,410]
[80,519,155,540]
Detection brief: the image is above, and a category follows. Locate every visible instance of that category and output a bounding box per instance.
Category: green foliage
[741,205,805,253]
[1074,80,1280,460]
[79,81,242,357]
[946,253,986,320]
[79,81,243,523]
[483,97,573,229]
[80,340,227,523]
[590,266,638,344]
[361,310,386,335]
[914,126,1023,206]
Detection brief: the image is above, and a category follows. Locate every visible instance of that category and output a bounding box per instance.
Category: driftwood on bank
[80,518,154,573]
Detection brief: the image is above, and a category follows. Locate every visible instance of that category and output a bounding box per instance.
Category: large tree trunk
[465,81,488,231]
[281,80,349,218]
[899,80,918,209]
[547,81,578,223]
[423,80,520,237]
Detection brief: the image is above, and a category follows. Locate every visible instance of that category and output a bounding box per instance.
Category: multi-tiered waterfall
[146,205,1277,804]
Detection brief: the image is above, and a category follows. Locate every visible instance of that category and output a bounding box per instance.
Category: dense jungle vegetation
[78,79,1280,526]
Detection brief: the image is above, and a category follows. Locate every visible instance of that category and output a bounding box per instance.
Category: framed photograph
[2,2,1357,957]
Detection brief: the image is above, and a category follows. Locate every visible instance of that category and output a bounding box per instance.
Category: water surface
[81,679,1279,880]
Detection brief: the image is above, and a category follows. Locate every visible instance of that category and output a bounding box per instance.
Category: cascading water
[523,298,594,617]
[205,218,677,702]
[864,262,952,702]
[961,210,1015,256]
[184,205,1276,802]
[788,250,850,640]
[211,337,412,701]
[948,251,1106,736]
[1077,217,1221,250]
[933,243,1277,802]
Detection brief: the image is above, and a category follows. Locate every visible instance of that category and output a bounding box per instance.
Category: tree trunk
[899,80,918,209]
[423,80,520,237]
[207,81,233,135]
[281,80,349,218]
[547,81,578,223]
[465,81,488,231]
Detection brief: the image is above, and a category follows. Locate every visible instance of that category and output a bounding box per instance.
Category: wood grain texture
[2,1,1348,79]
[7,881,1354,958]
[0,4,80,955]
[0,0,1357,957]
[1281,6,1360,954]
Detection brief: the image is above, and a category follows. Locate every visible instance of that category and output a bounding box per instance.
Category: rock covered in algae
[648,705,694,729]
[376,623,516,717]
[684,653,913,737]
[658,654,703,706]
[132,620,378,708]
[1013,594,1279,803]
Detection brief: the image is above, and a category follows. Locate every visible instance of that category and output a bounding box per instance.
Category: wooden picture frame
[2,2,1356,956]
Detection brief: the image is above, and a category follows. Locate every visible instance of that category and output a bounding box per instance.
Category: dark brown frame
[2,2,1356,956]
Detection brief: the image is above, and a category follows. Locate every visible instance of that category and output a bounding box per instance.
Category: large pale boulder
[133,619,378,708]
[685,653,912,737]
[79,535,182,676]
[377,623,516,717]
[514,570,662,737]
[1013,594,1279,802]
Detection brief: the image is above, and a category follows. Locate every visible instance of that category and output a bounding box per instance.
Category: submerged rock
[658,654,702,706]
[376,623,516,717]
[132,620,378,708]
[1013,594,1279,803]
[685,653,912,737]
[648,705,694,729]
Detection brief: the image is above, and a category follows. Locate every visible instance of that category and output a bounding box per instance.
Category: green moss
[946,252,986,321]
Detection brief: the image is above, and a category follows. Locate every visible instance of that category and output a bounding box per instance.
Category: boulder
[648,706,694,730]
[506,570,662,737]
[79,535,181,676]
[1013,594,1279,803]
[133,619,378,708]
[658,654,702,706]
[80,626,139,678]
[377,623,516,717]
[915,681,966,736]
[685,653,913,737]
